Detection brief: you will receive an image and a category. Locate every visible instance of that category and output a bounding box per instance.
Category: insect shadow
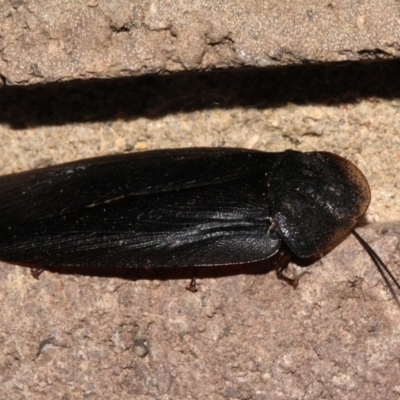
[30,250,317,288]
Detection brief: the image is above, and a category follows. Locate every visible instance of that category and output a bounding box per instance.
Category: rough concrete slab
[0,5,400,398]
[1,0,400,85]
[0,223,399,399]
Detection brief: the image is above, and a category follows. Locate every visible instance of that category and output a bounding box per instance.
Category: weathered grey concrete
[1,2,400,399]
[1,0,400,85]
[0,223,399,399]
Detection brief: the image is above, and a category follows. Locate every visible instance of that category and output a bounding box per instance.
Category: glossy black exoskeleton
[0,148,396,294]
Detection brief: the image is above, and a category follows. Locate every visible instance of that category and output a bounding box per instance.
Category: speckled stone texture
[0,224,399,399]
[1,0,400,85]
[0,1,400,399]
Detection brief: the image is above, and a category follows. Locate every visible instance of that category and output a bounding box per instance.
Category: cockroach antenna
[352,229,400,307]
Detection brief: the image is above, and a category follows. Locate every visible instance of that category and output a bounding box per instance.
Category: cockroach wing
[0,148,277,225]
[267,151,371,258]
[0,168,282,268]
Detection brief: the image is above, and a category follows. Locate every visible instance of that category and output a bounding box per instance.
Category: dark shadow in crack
[2,60,400,129]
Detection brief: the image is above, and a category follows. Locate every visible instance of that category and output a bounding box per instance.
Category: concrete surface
[0,1,400,399]
[0,224,399,399]
[1,0,400,85]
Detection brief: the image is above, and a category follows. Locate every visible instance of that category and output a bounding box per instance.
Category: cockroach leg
[31,268,45,280]
[276,252,299,288]
[186,267,200,292]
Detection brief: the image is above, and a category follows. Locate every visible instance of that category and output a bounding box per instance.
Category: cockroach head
[267,150,370,259]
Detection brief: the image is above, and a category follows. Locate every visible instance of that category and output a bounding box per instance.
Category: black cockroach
[0,147,397,294]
